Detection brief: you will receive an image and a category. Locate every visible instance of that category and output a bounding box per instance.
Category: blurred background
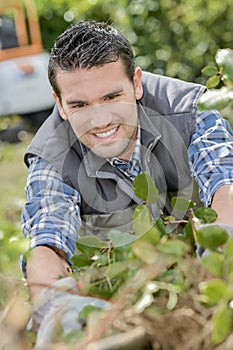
[0,0,233,347]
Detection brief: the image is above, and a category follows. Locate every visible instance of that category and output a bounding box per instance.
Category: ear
[133,67,143,100]
[52,91,68,120]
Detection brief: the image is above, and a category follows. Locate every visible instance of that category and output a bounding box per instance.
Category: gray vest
[25,72,206,237]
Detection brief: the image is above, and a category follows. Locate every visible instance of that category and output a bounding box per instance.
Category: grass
[0,135,35,350]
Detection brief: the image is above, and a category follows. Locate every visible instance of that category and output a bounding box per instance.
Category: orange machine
[0,0,54,134]
[0,0,43,61]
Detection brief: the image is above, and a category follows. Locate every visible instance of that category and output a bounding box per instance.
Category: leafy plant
[66,172,233,349]
[199,48,233,127]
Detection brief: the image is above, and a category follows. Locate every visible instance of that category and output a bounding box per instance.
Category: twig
[189,208,198,244]
[74,260,166,349]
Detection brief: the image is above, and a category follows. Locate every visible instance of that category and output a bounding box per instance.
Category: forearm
[211,184,233,225]
[26,246,70,303]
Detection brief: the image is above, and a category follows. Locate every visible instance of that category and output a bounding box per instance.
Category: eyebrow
[66,88,124,106]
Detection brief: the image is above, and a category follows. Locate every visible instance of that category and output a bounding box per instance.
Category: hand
[28,276,111,350]
[196,223,233,257]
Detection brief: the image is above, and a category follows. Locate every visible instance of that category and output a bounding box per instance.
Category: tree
[36,0,233,84]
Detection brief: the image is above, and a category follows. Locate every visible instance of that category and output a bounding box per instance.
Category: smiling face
[53,60,143,160]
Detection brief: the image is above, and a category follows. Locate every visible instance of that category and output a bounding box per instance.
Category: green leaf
[206,75,220,88]
[158,239,190,257]
[76,236,108,255]
[132,205,160,244]
[167,291,178,310]
[132,205,151,236]
[79,304,103,320]
[184,221,195,249]
[134,291,154,313]
[201,252,224,278]
[199,279,228,306]
[64,330,84,344]
[224,236,233,258]
[201,66,218,76]
[198,87,233,111]
[171,196,194,212]
[154,217,169,237]
[223,236,233,276]
[142,226,160,245]
[105,261,129,279]
[194,207,217,224]
[197,225,228,250]
[216,48,233,84]
[133,172,158,203]
[107,230,136,247]
[71,253,92,267]
[212,306,233,344]
[133,240,158,264]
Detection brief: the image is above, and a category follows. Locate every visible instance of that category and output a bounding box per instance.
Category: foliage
[0,137,32,349]
[1,134,232,349]
[57,172,233,349]
[35,0,233,85]
[199,48,233,127]
[1,0,233,343]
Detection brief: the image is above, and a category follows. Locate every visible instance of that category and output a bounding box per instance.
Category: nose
[89,104,114,129]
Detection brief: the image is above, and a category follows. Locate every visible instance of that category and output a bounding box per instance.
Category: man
[21,20,233,345]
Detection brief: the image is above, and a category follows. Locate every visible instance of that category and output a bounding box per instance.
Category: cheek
[69,116,89,139]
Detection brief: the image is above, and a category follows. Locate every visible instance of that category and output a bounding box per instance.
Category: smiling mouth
[94,126,119,139]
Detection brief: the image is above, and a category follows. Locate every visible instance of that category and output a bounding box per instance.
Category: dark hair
[48,20,135,99]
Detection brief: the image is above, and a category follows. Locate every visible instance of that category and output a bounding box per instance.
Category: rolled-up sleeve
[188,110,233,206]
[21,156,81,263]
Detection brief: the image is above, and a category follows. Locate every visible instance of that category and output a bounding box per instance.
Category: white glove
[196,223,233,257]
[28,276,111,350]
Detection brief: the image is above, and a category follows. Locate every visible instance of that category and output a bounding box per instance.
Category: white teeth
[95,127,117,138]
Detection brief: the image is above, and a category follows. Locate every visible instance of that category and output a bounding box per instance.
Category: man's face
[54,60,143,160]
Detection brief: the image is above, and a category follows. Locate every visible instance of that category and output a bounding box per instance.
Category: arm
[26,246,70,302]
[22,156,81,303]
[188,110,233,212]
[211,184,233,225]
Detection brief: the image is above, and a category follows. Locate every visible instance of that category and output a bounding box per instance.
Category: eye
[70,102,87,110]
[104,93,121,101]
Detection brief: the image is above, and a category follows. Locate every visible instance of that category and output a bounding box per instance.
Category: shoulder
[196,110,233,134]
[140,71,206,115]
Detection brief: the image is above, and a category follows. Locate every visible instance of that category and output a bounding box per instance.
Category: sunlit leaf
[76,236,108,255]
[132,205,160,244]
[79,304,103,320]
[198,87,233,111]
[158,239,190,257]
[212,306,233,344]
[197,225,228,250]
[133,172,158,203]
[171,196,194,212]
[167,291,178,310]
[142,226,160,245]
[132,205,151,235]
[107,230,136,247]
[201,66,218,76]
[223,236,233,276]
[206,75,220,89]
[133,240,158,264]
[224,236,233,258]
[105,261,128,279]
[216,48,233,84]
[201,252,224,278]
[198,279,228,306]
[134,291,154,313]
[64,329,84,344]
[194,207,217,223]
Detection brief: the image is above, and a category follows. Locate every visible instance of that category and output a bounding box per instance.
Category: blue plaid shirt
[21,110,233,267]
